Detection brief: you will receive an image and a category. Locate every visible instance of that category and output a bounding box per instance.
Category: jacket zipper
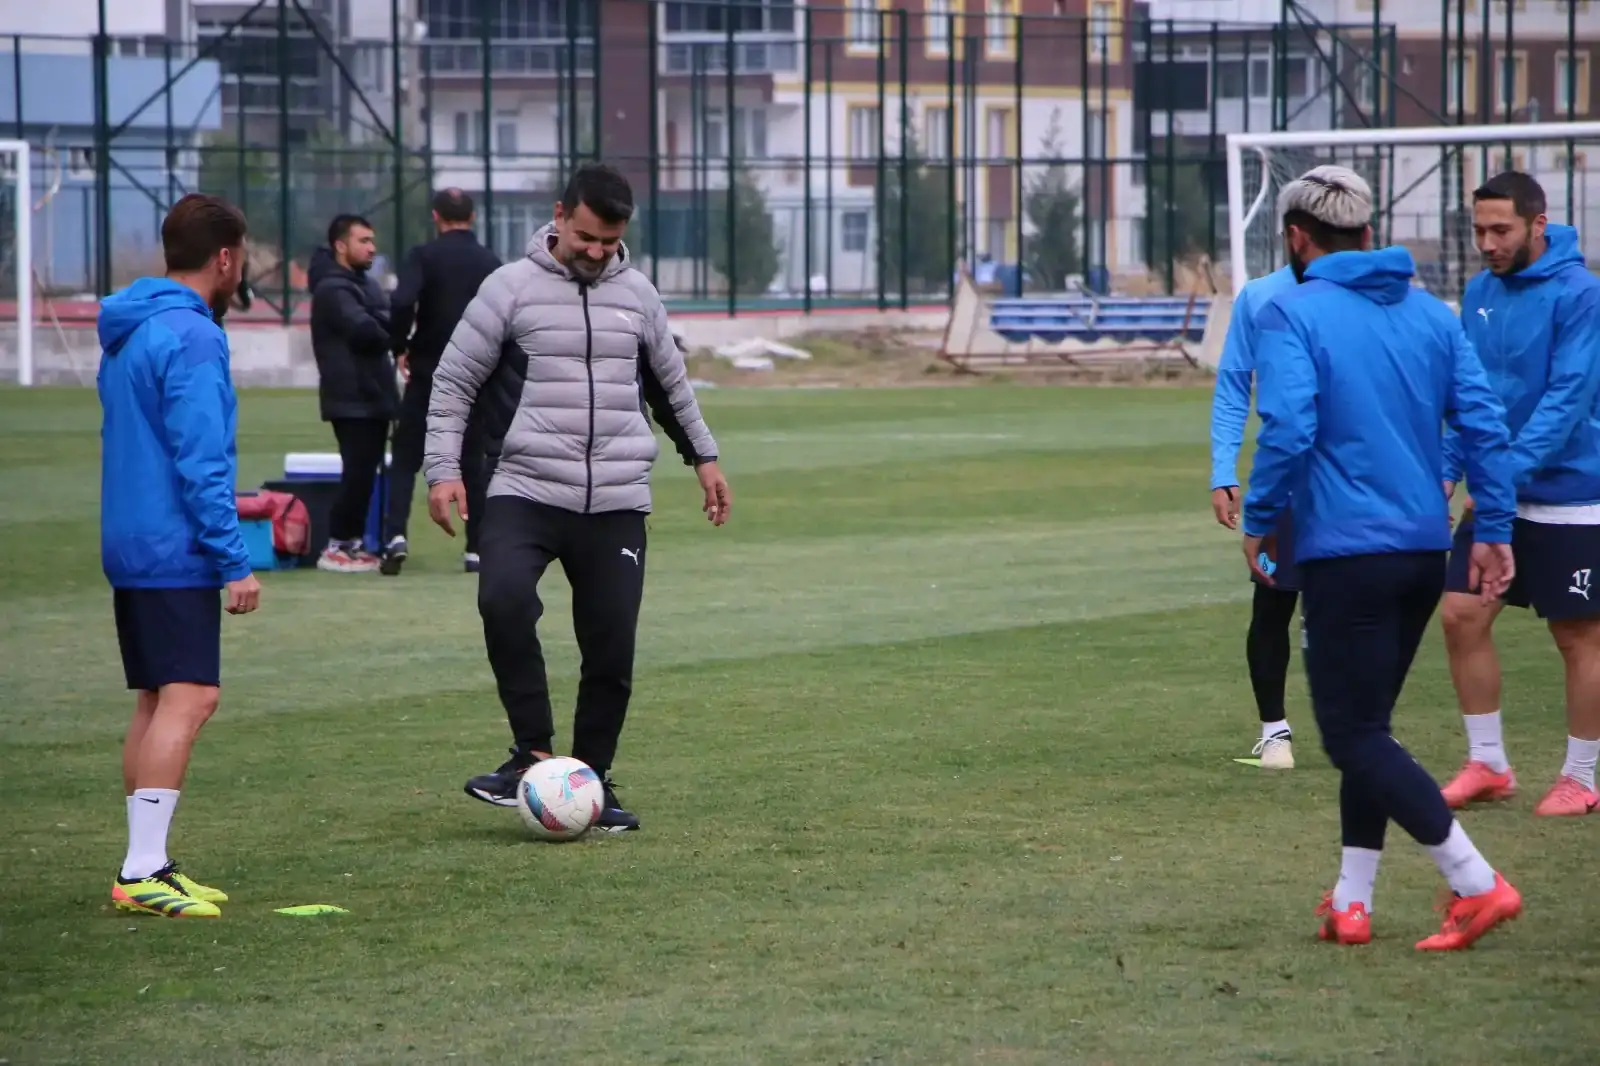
[580,283,595,514]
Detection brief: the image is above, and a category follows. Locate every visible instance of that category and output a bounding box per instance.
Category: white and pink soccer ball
[516,757,605,841]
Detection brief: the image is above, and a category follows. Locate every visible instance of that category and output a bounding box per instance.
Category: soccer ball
[516,757,605,841]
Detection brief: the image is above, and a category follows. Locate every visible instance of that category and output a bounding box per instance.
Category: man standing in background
[308,213,396,573]
[98,193,261,918]
[380,189,502,575]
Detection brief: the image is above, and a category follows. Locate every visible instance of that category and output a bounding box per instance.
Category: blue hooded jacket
[1209,265,1298,490]
[1441,223,1600,504]
[1243,246,1517,562]
[98,278,252,589]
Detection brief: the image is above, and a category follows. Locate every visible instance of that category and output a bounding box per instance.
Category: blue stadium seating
[987,294,1212,346]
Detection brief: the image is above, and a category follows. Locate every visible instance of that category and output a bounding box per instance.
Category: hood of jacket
[1512,222,1586,283]
[526,221,631,284]
[97,277,213,357]
[1302,245,1416,306]
[307,245,372,291]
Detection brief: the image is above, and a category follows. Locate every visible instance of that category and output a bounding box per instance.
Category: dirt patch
[684,327,1215,389]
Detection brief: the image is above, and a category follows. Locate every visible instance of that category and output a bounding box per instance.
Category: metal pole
[567,0,580,163]
[479,1,493,251]
[824,40,833,299]
[390,0,404,255]
[946,15,956,300]
[725,9,736,315]
[164,39,176,207]
[11,36,22,143]
[1079,19,1090,281]
[95,0,112,296]
[802,4,812,313]
[589,2,601,162]
[1012,12,1023,298]
[898,8,909,309]
[1567,0,1577,217]
[648,3,660,289]
[875,11,886,311]
[14,143,31,386]
[1207,20,1219,262]
[277,0,291,323]
[1164,19,1175,293]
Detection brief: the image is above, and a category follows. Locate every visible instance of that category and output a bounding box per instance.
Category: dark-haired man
[309,213,396,573]
[1437,172,1600,817]
[381,189,502,575]
[425,162,730,830]
[98,193,262,918]
[1245,164,1522,950]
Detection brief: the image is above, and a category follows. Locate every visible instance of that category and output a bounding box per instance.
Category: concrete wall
[0,305,951,387]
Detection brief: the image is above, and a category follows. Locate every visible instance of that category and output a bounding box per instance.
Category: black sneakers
[596,778,640,833]
[379,535,409,576]
[463,747,536,807]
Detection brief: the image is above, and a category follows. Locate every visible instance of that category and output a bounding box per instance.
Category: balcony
[421,39,595,77]
[661,37,799,76]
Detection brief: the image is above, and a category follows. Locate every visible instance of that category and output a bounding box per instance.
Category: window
[985,0,1013,58]
[848,0,880,51]
[495,111,518,157]
[68,147,95,181]
[849,105,881,161]
[1556,50,1591,116]
[705,109,727,158]
[1216,60,1245,100]
[987,219,1008,258]
[1089,1,1114,61]
[1087,111,1107,160]
[926,0,952,57]
[1446,52,1476,113]
[841,211,870,253]
[421,0,595,41]
[452,111,484,153]
[986,107,1011,160]
[1496,50,1526,111]
[664,0,795,34]
[1249,57,1271,100]
[705,107,769,159]
[924,106,951,161]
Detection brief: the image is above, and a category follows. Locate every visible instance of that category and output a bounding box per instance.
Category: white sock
[1560,736,1600,791]
[121,788,179,880]
[1261,719,1290,742]
[1464,711,1510,773]
[1425,820,1497,898]
[1332,846,1381,912]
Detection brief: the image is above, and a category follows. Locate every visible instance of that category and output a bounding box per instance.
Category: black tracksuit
[308,247,396,544]
[386,229,502,550]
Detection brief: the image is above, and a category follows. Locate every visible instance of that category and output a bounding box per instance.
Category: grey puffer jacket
[424,224,717,515]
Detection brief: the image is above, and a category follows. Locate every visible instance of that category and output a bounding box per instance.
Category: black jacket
[308,246,397,422]
[388,229,503,378]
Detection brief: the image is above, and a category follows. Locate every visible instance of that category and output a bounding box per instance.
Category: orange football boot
[1415,873,1522,951]
[1315,892,1373,945]
[1532,775,1599,817]
[1440,761,1517,810]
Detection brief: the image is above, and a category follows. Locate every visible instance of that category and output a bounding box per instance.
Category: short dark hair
[1473,171,1546,221]
[162,194,248,273]
[431,187,474,223]
[327,213,373,248]
[1282,209,1367,255]
[560,162,634,225]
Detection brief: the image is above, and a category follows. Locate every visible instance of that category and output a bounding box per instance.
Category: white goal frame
[1,139,33,386]
[1226,121,1600,297]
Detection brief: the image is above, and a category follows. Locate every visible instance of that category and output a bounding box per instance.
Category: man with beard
[1245,165,1523,949]
[424,162,731,831]
[97,193,262,918]
[1437,172,1600,817]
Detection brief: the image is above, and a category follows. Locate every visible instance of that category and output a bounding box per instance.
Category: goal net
[1226,121,1600,305]
[0,139,34,386]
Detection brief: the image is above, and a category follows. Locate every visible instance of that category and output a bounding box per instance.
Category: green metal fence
[1,0,1590,319]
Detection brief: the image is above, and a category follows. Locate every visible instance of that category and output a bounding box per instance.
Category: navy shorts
[113,588,223,690]
[1250,506,1301,593]
[1447,517,1600,621]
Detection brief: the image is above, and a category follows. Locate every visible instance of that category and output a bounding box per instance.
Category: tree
[708,165,781,295]
[1022,110,1084,291]
[878,126,960,296]
[1144,153,1222,268]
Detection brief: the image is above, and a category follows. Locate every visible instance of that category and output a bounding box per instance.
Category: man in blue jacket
[98,193,261,919]
[1211,264,1301,769]
[1245,165,1522,951]
[1435,173,1600,818]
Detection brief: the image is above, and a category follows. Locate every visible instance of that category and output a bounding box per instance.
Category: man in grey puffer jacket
[423,163,730,831]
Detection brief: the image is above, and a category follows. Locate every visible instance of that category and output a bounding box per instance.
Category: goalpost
[1226,121,1600,301]
[1,139,33,386]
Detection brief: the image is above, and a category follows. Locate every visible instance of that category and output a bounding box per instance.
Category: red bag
[236,490,311,557]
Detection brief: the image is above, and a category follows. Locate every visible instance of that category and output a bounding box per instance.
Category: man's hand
[224,574,261,615]
[1443,479,1456,500]
[429,480,469,537]
[1212,486,1240,530]
[696,461,731,526]
[1243,533,1274,585]
[1468,541,1515,605]
[396,353,410,383]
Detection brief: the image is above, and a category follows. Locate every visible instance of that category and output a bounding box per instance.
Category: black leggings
[329,418,390,544]
[1247,582,1299,723]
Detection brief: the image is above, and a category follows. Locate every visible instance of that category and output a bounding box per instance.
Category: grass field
[2,383,1598,1066]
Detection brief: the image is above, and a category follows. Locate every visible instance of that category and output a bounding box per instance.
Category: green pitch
[0,385,1594,1065]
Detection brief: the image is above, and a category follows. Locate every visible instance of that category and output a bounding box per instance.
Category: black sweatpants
[1247,584,1299,723]
[1301,551,1454,851]
[477,495,648,776]
[329,417,390,544]
[386,370,488,552]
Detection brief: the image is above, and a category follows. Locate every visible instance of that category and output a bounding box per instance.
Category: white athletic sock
[120,788,179,881]
[1559,736,1600,792]
[1425,820,1497,898]
[1332,846,1381,912]
[1261,719,1290,742]
[1464,711,1510,773]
